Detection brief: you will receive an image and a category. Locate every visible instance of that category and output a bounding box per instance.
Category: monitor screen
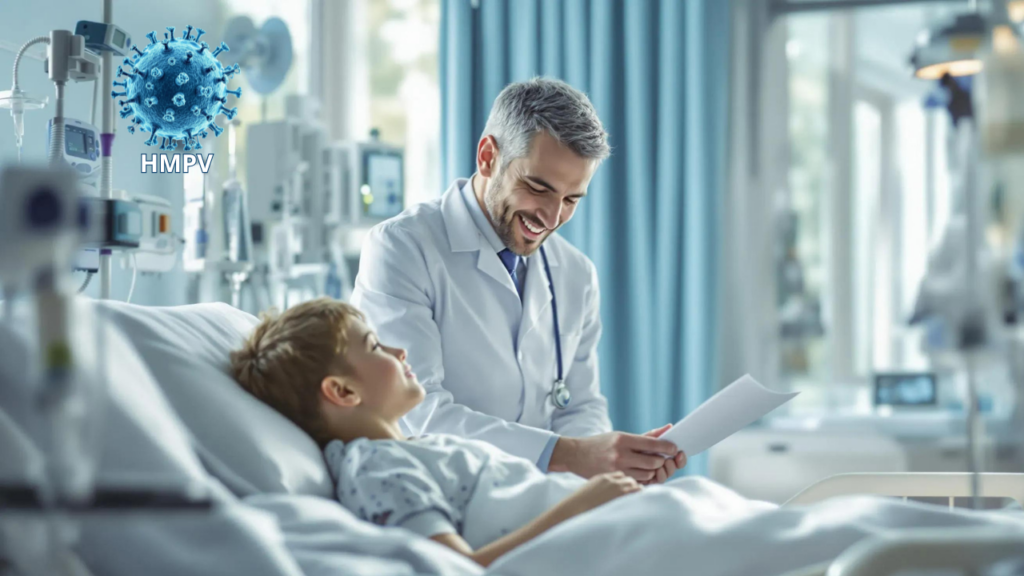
[113,29,126,47]
[363,151,404,219]
[66,130,87,156]
[874,373,937,406]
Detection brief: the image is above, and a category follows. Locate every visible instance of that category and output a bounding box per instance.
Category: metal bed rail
[784,472,1024,508]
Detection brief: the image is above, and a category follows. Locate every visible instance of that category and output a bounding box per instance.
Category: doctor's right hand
[548,432,679,482]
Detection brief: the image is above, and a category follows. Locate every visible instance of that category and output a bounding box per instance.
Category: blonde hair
[230,298,365,445]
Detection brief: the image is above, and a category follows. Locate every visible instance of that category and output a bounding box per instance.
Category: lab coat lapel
[439,179,519,297]
[517,250,555,352]
[478,250,519,296]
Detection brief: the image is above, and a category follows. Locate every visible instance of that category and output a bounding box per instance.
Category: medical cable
[11,36,48,92]
[125,252,137,304]
[89,77,98,126]
[76,272,94,294]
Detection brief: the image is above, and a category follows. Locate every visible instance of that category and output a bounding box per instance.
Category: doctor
[352,78,686,483]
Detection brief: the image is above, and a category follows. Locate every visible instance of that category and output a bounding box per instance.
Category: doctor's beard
[484,167,552,257]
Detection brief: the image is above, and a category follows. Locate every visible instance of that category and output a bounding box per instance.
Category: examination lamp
[911,4,1024,81]
[911,12,986,80]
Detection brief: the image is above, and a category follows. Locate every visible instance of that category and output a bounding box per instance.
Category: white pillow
[0,301,347,576]
[92,300,334,498]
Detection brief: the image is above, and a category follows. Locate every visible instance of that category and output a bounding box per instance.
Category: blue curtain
[440,0,729,473]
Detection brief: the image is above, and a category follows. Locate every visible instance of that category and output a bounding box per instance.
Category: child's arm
[429,472,641,567]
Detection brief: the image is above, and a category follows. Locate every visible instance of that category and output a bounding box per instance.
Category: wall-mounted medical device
[324,136,405,226]
[131,194,177,273]
[246,118,304,224]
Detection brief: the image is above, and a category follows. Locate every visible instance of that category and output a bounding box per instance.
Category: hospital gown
[324,434,585,549]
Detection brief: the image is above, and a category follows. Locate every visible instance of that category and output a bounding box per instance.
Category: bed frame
[784,471,1024,508]
[828,528,1024,576]
[778,472,1024,576]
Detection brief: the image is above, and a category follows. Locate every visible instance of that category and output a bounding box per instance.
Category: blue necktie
[498,249,520,296]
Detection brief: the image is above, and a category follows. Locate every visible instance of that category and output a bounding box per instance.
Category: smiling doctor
[351,78,686,483]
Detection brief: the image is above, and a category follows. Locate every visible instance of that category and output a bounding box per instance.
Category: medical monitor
[874,372,937,407]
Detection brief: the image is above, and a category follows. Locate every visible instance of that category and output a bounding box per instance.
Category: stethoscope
[539,246,571,410]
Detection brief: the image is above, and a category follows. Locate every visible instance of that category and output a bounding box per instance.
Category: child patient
[230,298,645,567]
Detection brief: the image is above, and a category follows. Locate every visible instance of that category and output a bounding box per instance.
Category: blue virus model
[111,25,241,151]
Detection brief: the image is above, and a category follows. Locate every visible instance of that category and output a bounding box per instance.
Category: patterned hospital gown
[324,434,586,549]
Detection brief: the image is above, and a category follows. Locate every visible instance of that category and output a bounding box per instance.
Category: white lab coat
[351,178,612,463]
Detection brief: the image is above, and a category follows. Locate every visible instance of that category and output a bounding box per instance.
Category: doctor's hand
[641,424,687,485]
[548,432,680,482]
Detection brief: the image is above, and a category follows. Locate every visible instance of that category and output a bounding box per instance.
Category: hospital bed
[0,299,1022,576]
[780,472,1024,576]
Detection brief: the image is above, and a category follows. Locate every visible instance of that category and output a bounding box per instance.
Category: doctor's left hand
[641,424,687,485]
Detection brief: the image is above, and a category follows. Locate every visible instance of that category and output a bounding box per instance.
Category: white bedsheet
[245,494,483,576]
[488,477,1024,576]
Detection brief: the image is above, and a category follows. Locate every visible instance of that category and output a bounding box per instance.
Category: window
[773,4,962,407]
[365,0,441,206]
[218,0,312,188]
[213,0,440,208]
[779,14,829,387]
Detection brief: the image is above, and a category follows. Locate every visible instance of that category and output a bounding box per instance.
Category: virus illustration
[111,25,241,151]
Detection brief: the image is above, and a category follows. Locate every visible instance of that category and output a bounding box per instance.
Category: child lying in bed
[231,299,1024,575]
[230,298,660,567]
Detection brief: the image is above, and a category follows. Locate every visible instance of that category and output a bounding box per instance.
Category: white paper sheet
[659,374,798,457]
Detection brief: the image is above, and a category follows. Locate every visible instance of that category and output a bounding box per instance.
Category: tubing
[12,36,49,90]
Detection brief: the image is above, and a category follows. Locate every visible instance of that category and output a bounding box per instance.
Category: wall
[0,0,226,305]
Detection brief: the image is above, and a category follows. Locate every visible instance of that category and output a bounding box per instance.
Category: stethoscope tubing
[539,246,569,409]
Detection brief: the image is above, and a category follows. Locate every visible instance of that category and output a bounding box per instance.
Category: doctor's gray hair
[483,78,610,168]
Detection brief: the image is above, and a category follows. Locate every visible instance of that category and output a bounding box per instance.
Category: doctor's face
[483,131,596,256]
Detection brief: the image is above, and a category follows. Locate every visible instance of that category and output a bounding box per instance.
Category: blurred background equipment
[223,15,294,98]
[0,163,94,576]
[714,0,1024,504]
[1,5,185,304]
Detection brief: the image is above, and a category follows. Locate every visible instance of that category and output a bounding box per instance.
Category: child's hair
[230,297,366,445]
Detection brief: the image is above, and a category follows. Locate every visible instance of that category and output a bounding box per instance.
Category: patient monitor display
[325,138,406,225]
[363,150,403,219]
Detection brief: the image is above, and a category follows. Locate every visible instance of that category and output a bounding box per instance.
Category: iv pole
[97,0,115,300]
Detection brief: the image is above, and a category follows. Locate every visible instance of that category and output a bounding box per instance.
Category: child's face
[342,319,425,418]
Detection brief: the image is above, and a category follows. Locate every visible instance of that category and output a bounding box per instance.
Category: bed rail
[825,528,1024,576]
[784,472,1024,508]
[777,528,1024,576]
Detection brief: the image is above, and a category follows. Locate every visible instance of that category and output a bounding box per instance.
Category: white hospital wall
[0,1,226,306]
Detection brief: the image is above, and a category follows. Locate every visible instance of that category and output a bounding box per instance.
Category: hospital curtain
[440,0,730,473]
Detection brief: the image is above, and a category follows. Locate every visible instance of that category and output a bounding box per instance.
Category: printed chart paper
[659,375,798,457]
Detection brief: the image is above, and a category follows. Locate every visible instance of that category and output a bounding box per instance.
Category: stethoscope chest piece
[552,379,571,410]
